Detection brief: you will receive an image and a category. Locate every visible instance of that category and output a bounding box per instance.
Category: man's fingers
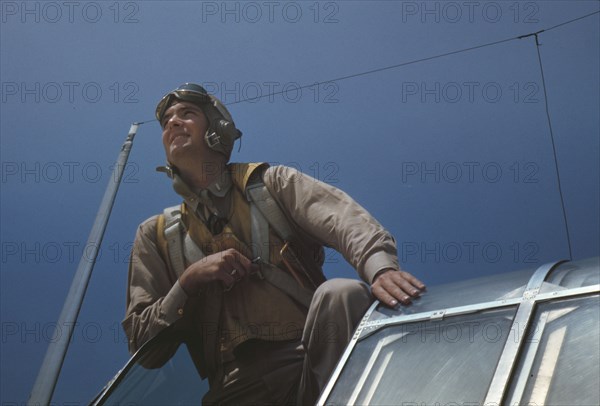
[400,271,426,291]
[219,249,259,290]
[222,249,252,277]
[222,272,236,290]
[220,249,249,283]
[373,281,411,306]
[371,269,427,307]
[379,271,423,297]
[392,272,423,297]
[371,284,403,307]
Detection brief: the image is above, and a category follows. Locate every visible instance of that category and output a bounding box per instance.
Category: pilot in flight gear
[122,83,426,405]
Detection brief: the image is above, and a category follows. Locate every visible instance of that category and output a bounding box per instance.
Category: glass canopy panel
[96,336,207,405]
[506,294,600,406]
[326,307,516,405]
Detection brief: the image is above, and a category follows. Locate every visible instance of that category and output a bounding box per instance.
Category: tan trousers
[202,278,372,406]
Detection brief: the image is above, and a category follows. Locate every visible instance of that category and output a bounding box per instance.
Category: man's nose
[165,114,183,130]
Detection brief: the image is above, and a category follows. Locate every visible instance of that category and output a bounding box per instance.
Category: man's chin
[169,143,190,157]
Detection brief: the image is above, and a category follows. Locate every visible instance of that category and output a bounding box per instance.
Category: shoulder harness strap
[161,204,205,278]
[239,165,316,308]
[246,182,294,243]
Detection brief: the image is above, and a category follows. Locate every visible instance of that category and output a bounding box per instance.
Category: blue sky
[1,1,599,404]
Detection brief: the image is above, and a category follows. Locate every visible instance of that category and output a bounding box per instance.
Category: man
[122,83,425,405]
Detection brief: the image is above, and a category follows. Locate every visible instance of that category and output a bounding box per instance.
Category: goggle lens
[155,84,211,124]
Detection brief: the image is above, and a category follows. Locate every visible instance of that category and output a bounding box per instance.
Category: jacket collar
[159,165,233,213]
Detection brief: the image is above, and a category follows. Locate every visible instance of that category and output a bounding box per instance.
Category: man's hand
[179,248,259,295]
[371,269,426,307]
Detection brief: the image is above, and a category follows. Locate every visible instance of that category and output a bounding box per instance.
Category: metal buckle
[206,131,220,147]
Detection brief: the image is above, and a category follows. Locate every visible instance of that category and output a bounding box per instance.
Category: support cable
[226,36,519,105]
[529,33,574,261]
[225,10,599,105]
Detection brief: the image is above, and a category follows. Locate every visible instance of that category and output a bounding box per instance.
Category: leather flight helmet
[155,83,242,158]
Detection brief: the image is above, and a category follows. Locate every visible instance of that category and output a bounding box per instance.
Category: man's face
[160,101,213,168]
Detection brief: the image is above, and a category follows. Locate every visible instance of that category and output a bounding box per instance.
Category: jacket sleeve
[121,215,190,355]
[262,165,399,284]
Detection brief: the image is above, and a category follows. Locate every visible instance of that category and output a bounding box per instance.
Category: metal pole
[28,123,141,406]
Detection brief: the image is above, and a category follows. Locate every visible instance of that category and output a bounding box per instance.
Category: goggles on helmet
[155,83,212,125]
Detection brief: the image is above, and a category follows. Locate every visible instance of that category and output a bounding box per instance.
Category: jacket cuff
[363,251,399,284]
[160,280,189,325]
